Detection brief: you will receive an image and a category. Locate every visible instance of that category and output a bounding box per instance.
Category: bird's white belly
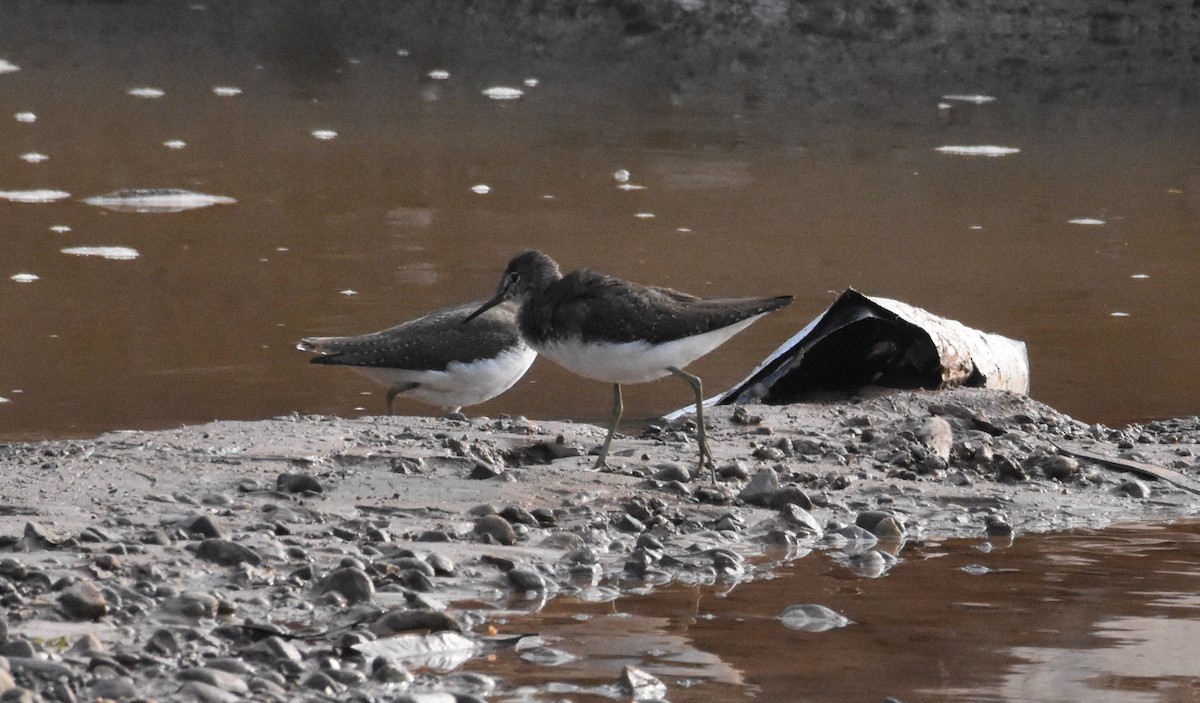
[538,315,763,384]
[352,346,536,408]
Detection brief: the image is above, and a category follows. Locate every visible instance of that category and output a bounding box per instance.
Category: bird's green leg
[668,367,716,482]
[385,383,419,416]
[593,383,623,470]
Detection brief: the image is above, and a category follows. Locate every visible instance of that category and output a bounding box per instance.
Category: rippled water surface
[470,520,1200,702]
[1,9,1199,439]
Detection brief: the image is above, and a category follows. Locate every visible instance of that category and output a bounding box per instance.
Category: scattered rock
[195,539,263,566]
[738,467,781,506]
[507,568,549,593]
[1115,478,1152,499]
[473,515,516,545]
[315,566,375,604]
[58,581,108,620]
[276,472,323,494]
[1041,455,1080,481]
[186,515,227,539]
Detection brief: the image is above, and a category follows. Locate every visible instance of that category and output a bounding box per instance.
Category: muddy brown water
[1,6,1199,702]
[472,520,1200,702]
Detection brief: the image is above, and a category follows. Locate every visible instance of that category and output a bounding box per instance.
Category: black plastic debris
[675,289,1029,415]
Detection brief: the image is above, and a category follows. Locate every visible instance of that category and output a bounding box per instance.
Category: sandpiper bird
[298,300,536,414]
[465,250,792,477]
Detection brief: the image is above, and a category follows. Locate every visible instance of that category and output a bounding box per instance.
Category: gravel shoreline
[1,388,1197,702]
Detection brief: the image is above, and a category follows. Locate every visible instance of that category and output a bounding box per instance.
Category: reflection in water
[469,522,1200,703]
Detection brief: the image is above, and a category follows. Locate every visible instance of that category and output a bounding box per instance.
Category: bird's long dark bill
[462,292,506,323]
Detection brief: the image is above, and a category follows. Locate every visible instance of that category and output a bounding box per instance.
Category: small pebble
[738,467,781,506]
[473,515,516,545]
[507,568,549,593]
[315,566,375,604]
[58,581,108,620]
[195,539,262,566]
[276,472,323,494]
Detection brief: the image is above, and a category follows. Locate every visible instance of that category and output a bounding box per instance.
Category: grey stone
[178,667,250,694]
[370,609,463,636]
[769,485,813,510]
[426,553,455,576]
[315,566,375,605]
[499,505,539,526]
[738,467,780,506]
[186,515,226,539]
[778,504,823,538]
[856,511,906,539]
[1043,455,1080,481]
[58,581,108,620]
[1116,478,1152,499]
[146,628,180,656]
[275,472,323,494]
[507,568,549,593]
[243,636,303,666]
[918,417,953,461]
[178,680,239,703]
[653,463,692,482]
[473,515,515,545]
[985,514,1015,537]
[91,676,140,701]
[195,539,262,566]
[993,454,1027,482]
[164,592,220,618]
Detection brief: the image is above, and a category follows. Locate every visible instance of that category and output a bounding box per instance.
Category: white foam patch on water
[941,94,997,104]
[1068,217,1106,225]
[212,86,242,96]
[1131,274,1150,279]
[62,246,140,260]
[935,145,1021,157]
[1110,311,1130,318]
[523,77,539,87]
[427,69,450,80]
[0,189,71,203]
[634,212,655,219]
[0,59,19,74]
[11,273,39,283]
[0,397,9,404]
[163,140,187,149]
[14,112,36,123]
[617,183,645,191]
[471,184,491,194]
[49,225,71,233]
[20,152,49,163]
[396,49,410,57]
[127,87,165,98]
[482,86,523,100]
[311,129,337,140]
[613,169,630,183]
[339,289,357,296]
[83,188,237,213]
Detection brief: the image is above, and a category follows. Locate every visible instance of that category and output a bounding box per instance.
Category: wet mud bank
[0,389,1197,701]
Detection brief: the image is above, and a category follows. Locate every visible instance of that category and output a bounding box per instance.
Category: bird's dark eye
[506,271,520,285]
